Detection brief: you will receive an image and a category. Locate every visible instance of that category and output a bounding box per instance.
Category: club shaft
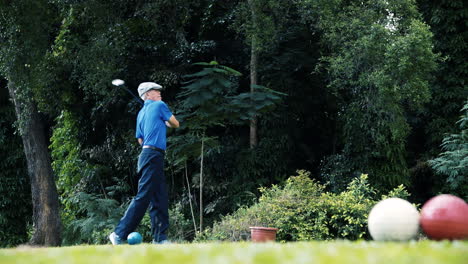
[119,86,144,105]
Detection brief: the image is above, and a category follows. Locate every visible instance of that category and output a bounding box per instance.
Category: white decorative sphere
[368,198,420,241]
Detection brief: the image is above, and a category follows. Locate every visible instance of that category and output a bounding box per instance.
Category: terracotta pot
[249,226,278,242]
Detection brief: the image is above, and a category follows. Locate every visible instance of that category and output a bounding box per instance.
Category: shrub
[62,192,124,245]
[196,170,411,241]
[139,201,194,243]
[62,192,193,245]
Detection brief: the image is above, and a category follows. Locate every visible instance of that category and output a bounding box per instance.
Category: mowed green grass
[1,240,467,264]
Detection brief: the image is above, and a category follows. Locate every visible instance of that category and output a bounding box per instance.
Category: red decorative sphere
[420,194,468,240]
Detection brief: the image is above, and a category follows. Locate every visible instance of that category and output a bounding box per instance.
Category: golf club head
[112,79,125,86]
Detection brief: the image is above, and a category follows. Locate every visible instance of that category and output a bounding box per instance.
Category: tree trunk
[7,81,62,246]
[199,136,204,232]
[249,0,258,148]
[249,38,258,148]
[185,161,197,234]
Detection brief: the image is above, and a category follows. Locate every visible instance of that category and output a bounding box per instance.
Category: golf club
[112,79,144,105]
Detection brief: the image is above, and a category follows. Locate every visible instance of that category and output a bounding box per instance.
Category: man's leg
[114,151,156,239]
[148,154,169,242]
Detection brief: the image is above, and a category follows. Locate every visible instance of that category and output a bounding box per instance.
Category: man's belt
[142,145,165,154]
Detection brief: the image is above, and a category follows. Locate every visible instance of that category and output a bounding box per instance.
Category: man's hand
[166,115,180,128]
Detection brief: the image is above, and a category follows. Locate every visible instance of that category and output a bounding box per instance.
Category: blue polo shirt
[136,100,173,150]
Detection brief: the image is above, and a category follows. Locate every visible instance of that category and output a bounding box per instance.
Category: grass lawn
[0,240,467,264]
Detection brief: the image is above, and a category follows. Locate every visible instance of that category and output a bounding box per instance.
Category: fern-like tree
[234,0,294,148]
[173,61,284,231]
[429,101,468,199]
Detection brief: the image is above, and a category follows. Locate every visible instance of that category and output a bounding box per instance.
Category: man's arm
[165,115,180,128]
[137,138,143,145]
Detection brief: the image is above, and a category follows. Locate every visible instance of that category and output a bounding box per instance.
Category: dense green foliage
[0,0,466,247]
[0,83,31,247]
[306,0,438,191]
[417,0,468,152]
[196,171,410,242]
[405,0,468,203]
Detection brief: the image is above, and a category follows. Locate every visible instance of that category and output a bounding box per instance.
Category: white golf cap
[138,82,163,99]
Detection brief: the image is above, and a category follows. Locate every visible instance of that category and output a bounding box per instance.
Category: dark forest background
[0,0,466,246]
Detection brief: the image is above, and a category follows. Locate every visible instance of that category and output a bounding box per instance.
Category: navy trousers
[115,148,169,242]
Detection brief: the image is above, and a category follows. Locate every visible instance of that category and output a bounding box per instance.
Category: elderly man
[109,82,179,245]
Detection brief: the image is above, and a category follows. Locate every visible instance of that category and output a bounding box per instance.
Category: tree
[247,0,260,148]
[235,0,292,148]
[417,0,468,153]
[0,0,62,246]
[302,0,438,190]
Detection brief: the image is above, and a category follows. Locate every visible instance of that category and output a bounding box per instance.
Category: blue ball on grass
[127,232,143,245]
